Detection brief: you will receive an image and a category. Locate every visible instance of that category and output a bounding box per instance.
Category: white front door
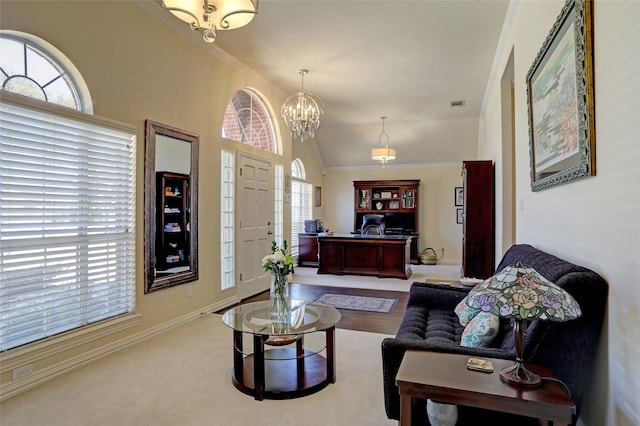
[237,152,274,300]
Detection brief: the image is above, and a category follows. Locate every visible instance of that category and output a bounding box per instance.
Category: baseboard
[0,295,239,402]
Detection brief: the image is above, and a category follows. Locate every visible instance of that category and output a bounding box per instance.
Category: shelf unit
[461,161,494,279]
[156,171,191,274]
[353,180,420,263]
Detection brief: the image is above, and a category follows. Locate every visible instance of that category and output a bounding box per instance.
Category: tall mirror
[144,120,199,293]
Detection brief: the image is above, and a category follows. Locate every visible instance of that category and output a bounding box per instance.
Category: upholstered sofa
[381,244,608,425]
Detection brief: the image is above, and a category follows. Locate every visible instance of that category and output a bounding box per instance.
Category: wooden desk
[317,234,412,279]
[298,233,319,267]
[396,350,575,426]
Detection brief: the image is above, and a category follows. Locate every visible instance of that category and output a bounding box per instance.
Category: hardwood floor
[219,283,406,335]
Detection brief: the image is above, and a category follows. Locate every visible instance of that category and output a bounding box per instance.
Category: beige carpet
[1,263,460,425]
[291,262,461,292]
[0,314,396,426]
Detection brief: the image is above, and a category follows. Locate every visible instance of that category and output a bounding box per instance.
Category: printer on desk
[304,219,324,233]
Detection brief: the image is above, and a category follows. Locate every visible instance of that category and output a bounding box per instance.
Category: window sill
[1,314,141,371]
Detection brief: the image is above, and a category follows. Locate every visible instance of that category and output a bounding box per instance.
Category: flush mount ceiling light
[281,69,324,143]
[161,0,258,43]
[371,116,396,167]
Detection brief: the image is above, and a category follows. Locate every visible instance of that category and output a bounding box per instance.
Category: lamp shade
[467,262,581,322]
[162,0,258,42]
[466,263,581,386]
[371,116,396,165]
[371,146,397,162]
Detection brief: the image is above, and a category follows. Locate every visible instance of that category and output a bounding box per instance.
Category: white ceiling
[144,0,510,168]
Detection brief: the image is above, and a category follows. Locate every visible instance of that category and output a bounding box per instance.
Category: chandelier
[161,0,258,43]
[371,116,396,166]
[281,69,324,142]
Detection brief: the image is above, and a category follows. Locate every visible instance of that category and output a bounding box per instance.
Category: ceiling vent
[450,100,466,108]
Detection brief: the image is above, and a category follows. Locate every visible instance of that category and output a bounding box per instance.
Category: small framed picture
[454,187,464,206]
[285,175,291,194]
[315,186,322,207]
[456,208,464,224]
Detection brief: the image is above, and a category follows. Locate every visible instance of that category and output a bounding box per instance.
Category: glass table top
[221,300,341,337]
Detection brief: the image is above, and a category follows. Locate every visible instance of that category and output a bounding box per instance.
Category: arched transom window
[0,31,92,112]
[222,88,277,153]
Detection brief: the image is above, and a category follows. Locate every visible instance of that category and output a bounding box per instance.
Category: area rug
[314,293,398,313]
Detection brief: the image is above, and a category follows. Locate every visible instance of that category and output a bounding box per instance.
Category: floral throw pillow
[454,295,480,327]
[460,311,500,348]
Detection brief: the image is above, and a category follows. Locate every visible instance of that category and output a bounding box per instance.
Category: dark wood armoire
[462,160,494,279]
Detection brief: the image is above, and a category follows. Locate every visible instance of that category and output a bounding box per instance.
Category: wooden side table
[396,350,575,426]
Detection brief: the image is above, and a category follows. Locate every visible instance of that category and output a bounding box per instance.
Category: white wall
[291,138,325,219]
[321,165,464,264]
[481,1,640,425]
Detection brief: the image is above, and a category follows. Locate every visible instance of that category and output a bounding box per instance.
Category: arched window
[291,157,305,180]
[220,89,281,290]
[222,88,277,153]
[0,32,134,352]
[290,159,312,257]
[0,31,92,112]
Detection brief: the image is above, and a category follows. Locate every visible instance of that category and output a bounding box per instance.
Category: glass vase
[270,272,290,332]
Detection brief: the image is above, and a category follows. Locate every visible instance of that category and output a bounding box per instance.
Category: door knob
[267,231,273,235]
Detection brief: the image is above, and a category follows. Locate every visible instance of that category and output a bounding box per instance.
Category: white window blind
[291,179,312,257]
[0,97,136,352]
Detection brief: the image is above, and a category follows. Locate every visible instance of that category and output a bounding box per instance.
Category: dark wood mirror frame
[144,120,199,293]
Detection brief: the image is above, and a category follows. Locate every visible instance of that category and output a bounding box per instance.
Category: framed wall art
[284,175,291,194]
[526,0,595,191]
[315,186,322,207]
[454,187,464,206]
[456,208,464,224]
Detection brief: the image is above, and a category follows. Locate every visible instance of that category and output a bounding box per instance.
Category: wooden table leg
[399,395,413,426]
[253,334,265,401]
[233,330,243,382]
[326,326,336,383]
[296,335,305,387]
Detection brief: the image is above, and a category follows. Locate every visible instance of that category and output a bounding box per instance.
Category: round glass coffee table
[221,300,341,400]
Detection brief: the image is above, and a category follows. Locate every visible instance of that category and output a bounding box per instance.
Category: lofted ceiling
[143,0,510,169]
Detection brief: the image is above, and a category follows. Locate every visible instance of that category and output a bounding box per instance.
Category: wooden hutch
[353,180,420,263]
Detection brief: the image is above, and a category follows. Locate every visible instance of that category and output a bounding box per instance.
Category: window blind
[0,98,136,352]
[291,179,312,257]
